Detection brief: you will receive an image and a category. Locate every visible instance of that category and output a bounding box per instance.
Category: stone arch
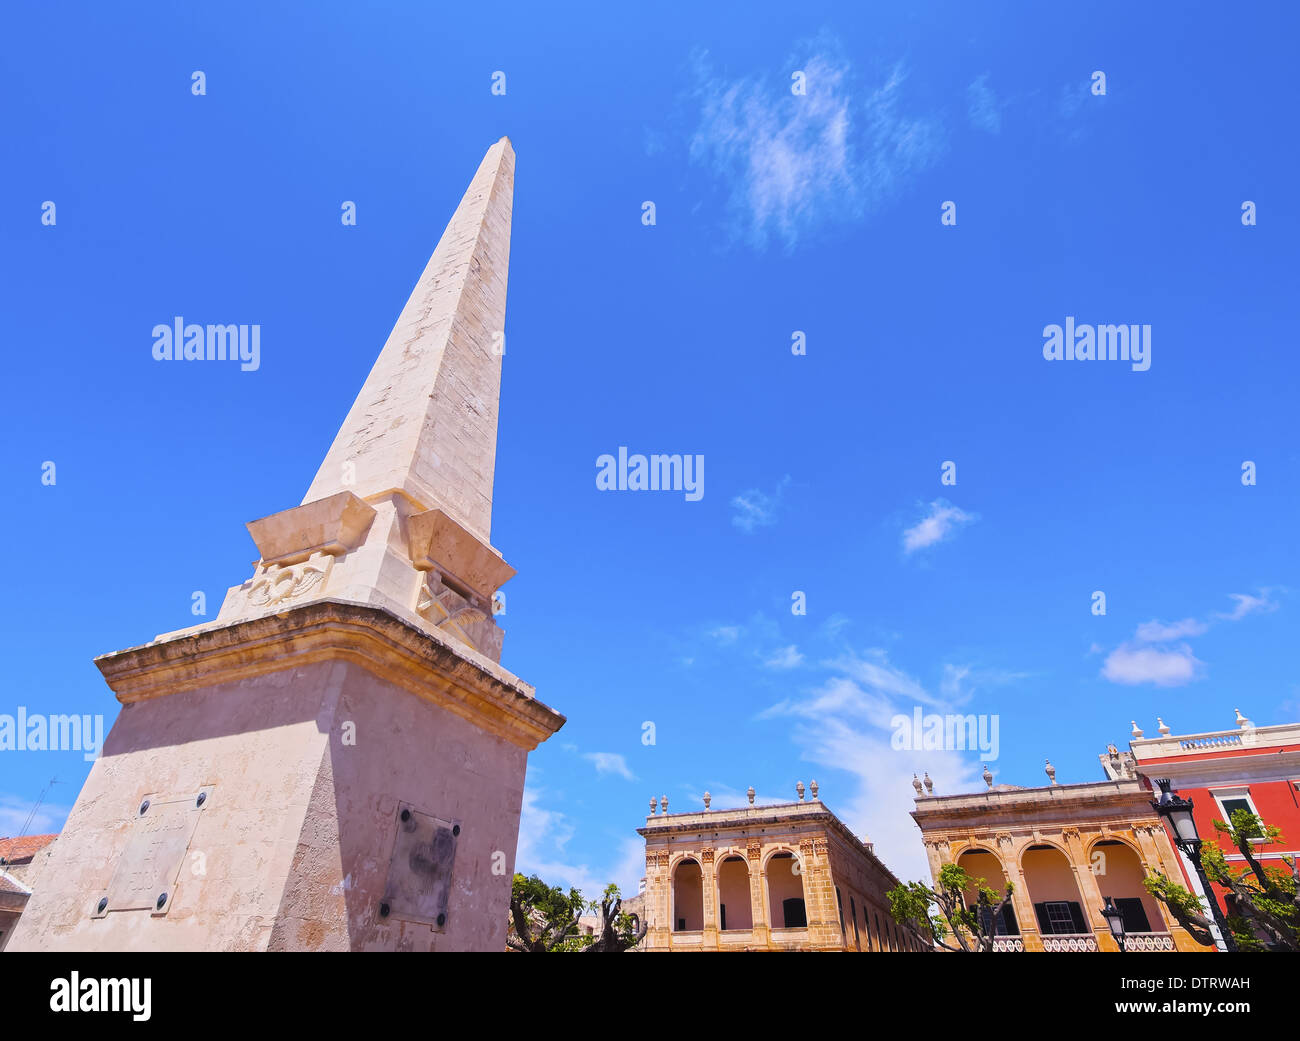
[715,854,752,931]
[1089,837,1168,934]
[1020,843,1088,936]
[761,845,802,871]
[1015,838,1072,871]
[671,857,704,932]
[955,845,1016,936]
[764,850,808,929]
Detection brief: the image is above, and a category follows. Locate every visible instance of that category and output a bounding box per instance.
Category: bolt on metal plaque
[380,803,459,930]
[96,786,213,917]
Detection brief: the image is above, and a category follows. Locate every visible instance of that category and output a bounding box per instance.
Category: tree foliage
[888,862,1010,952]
[507,875,646,953]
[1145,809,1299,951]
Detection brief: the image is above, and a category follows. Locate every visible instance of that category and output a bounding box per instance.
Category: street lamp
[1150,777,1238,952]
[1100,896,1127,952]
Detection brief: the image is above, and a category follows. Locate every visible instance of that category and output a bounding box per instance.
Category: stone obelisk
[10,137,564,952]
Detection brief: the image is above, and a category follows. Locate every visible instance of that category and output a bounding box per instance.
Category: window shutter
[1033,902,1051,934]
[1000,902,1020,936]
[1068,902,1087,933]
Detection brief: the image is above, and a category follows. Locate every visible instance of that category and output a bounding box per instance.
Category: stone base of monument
[7,599,562,952]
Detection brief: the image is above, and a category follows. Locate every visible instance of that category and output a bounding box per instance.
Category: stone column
[748,839,770,948]
[700,847,718,948]
[1006,838,1043,952]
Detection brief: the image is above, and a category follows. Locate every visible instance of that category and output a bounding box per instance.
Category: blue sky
[3,2,1298,894]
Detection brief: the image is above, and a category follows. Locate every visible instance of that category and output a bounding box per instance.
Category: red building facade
[1100,709,1300,946]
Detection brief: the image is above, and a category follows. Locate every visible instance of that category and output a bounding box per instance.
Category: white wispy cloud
[1101,589,1280,687]
[730,476,789,533]
[1218,591,1278,621]
[966,73,1002,133]
[687,38,943,249]
[709,624,742,645]
[902,499,977,554]
[583,752,636,781]
[1102,643,1204,687]
[764,644,804,669]
[516,773,645,901]
[1135,617,1208,642]
[759,653,984,883]
[0,792,70,837]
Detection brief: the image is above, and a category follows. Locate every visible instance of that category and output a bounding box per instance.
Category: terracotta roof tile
[0,834,57,864]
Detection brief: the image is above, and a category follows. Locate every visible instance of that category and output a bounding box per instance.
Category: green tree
[507,875,647,952]
[507,873,587,952]
[1145,809,1299,951]
[888,862,1011,952]
[584,882,647,953]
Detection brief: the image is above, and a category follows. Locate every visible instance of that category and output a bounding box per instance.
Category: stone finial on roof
[649,797,657,816]
[1045,758,1057,784]
[796,781,805,802]
[982,764,993,789]
[810,779,819,801]
[923,772,934,795]
[659,795,668,814]
[1157,717,1171,735]
[747,785,755,805]
[1235,707,1251,730]
[912,773,924,798]
[703,791,711,811]
[1131,720,1144,739]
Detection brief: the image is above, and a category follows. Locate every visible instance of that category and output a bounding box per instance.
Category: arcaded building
[637,783,929,952]
[910,764,1214,952]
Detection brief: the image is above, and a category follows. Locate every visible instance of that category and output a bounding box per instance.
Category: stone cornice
[910,779,1156,831]
[637,801,904,889]
[94,597,565,750]
[1135,752,1300,789]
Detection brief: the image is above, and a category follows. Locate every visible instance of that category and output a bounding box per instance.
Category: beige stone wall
[639,806,926,952]
[10,656,528,952]
[913,782,1214,953]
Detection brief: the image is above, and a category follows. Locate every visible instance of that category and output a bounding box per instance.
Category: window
[1034,901,1086,935]
[1211,787,1263,838]
[976,900,1019,936]
[782,897,807,928]
[1113,897,1151,933]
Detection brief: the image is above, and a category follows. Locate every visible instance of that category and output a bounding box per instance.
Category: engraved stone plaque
[99,786,212,916]
[380,802,459,930]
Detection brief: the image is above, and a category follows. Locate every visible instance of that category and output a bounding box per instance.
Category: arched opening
[957,848,1018,936]
[1022,845,1089,936]
[766,852,807,928]
[672,859,703,932]
[1093,840,1165,934]
[716,855,752,931]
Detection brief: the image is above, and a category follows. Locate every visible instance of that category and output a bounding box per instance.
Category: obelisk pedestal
[9,138,564,952]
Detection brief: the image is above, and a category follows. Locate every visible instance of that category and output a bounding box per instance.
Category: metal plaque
[99,787,212,916]
[380,803,459,930]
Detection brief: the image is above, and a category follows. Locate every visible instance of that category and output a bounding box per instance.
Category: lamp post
[1150,777,1238,952]
[1100,896,1127,952]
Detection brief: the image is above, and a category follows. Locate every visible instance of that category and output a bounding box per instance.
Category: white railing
[1123,932,1176,952]
[1180,734,1243,750]
[991,936,1024,952]
[1041,933,1099,952]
